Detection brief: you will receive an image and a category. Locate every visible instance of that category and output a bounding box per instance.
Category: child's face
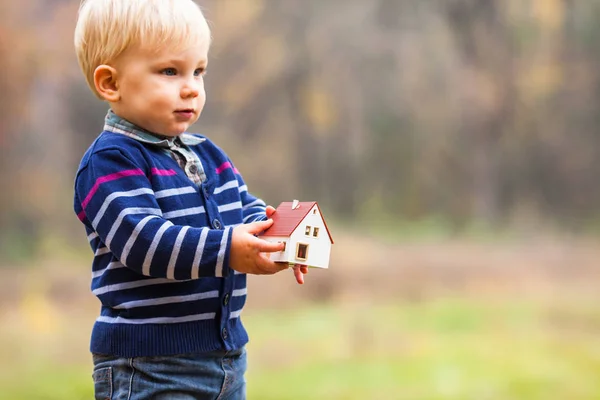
[111,42,209,136]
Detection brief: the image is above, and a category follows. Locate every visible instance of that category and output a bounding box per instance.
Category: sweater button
[213,219,222,229]
[223,293,230,306]
[222,328,228,339]
[188,164,198,174]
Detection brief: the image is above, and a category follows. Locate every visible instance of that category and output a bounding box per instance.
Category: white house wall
[287,205,331,268]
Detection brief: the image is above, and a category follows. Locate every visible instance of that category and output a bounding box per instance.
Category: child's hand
[292,264,309,285]
[230,219,289,275]
[237,206,309,284]
[265,205,277,218]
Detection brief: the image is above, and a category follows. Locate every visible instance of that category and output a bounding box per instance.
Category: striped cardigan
[73,126,267,357]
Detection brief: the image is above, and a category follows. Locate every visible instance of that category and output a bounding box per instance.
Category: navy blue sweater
[74,127,267,357]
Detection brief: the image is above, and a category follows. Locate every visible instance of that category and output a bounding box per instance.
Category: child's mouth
[175,109,195,119]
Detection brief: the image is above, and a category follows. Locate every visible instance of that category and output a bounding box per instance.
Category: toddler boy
[73,0,306,398]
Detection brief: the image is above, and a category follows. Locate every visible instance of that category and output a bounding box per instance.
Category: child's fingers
[265,205,276,218]
[244,219,274,235]
[293,264,308,274]
[256,239,284,253]
[256,255,288,274]
[293,266,304,284]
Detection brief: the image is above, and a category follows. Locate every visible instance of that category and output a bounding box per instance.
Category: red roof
[260,201,334,244]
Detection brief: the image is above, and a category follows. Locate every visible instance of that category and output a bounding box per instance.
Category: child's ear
[94,65,120,102]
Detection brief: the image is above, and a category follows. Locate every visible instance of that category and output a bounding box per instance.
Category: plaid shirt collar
[103,110,205,147]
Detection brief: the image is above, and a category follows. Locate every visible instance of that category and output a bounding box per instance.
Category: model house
[259,200,334,269]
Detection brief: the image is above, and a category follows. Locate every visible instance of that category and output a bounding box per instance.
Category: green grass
[0,367,91,400]
[1,299,600,400]
[245,300,600,400]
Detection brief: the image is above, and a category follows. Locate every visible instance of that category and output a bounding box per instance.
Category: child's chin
[171,124,193,135]
[164,127,188,136]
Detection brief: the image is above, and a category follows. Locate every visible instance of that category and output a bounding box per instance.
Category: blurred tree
[3,0,600,263]
[444,0,517,225]
[0,1,40,259]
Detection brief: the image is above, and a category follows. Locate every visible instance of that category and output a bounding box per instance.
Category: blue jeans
[92,348,247,400]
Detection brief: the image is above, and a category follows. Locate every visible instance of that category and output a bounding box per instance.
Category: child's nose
[181,78,200,98]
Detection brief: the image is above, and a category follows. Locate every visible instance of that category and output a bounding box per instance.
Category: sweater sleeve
[75,148,232,280]
[234,164,267,224]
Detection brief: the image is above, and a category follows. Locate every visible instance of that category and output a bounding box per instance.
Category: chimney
[292,200,300,209]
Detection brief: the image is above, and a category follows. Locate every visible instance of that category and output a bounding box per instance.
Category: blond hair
[74,0,211,97]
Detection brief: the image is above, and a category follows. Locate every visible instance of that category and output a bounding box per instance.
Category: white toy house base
[259,201,334,269]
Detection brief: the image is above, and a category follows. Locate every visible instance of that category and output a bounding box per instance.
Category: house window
[305,225,311,235]
[313,209,317,214]
[281,241,286,251]
[313,227,319,237]
[296,243,308,261]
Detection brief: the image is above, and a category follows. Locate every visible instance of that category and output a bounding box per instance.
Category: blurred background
[1,0,600,399]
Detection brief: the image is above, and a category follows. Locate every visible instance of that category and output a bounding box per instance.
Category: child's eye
[194,68,206,77]
[160,68,177,76]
